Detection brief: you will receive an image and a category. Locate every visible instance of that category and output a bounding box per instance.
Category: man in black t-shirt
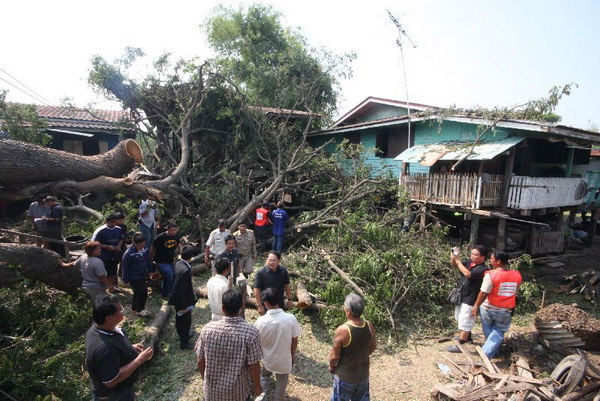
[448,244,489,353]
[253,250,292,315]
[85,295,153,400]
[150,222,181,298]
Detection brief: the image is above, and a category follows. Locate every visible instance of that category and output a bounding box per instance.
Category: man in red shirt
[471,250,522,359]
[254,202,271,255]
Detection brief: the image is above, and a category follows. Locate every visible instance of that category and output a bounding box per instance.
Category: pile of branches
[285,205,456,331]
[553,271,600,307]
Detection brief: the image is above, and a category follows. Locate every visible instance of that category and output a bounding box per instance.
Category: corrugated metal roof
[394,136,525,164]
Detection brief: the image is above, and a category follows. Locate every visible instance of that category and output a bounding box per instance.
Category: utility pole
[388,10,417,149]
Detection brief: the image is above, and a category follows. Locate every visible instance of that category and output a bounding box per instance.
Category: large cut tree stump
[0,243,81,292]
[0,139,144,200]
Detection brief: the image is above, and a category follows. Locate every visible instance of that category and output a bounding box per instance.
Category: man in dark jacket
[122,234,152,317]
[168,246,199,350]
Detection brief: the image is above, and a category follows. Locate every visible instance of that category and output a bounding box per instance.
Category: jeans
[130,279,148,312]
[479,305,512,359]
[331,375,370,401]
[272,235,284,253]
[260,366,289,401]
[138,223,154,249]
[157,263,174,297]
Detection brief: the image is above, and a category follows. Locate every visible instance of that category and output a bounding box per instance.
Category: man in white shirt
[206,258,230,321]
[204,219,230,274]
[254,287,302,401]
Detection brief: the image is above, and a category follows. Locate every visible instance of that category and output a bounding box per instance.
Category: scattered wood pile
[536,304,600,351]
[553,271,600,307]
[431,339,600,400]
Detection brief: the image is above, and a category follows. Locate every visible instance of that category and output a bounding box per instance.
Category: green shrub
[0,284,92,400]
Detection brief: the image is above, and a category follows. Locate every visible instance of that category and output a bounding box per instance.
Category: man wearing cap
[27,195,50,247]
[204,219,230,274]
[254,202,271,254]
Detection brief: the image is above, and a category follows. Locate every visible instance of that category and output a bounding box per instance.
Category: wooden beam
[475,345,497,373]
[501,148,515,208]
[469,214,480,248]
[481,371,547,385]
[453,338,475,365]
[495,218,506,251]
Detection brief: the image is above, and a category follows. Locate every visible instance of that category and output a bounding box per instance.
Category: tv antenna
[388,10,417,149]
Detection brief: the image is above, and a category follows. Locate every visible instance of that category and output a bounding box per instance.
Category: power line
[0,67,53,106]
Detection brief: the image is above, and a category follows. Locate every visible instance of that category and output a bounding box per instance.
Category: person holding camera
[471,250,522,359]
[447,244,489,353]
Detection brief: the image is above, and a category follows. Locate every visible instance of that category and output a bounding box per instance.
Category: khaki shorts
[454,303,476,331]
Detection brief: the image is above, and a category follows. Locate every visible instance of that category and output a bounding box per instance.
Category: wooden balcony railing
[507,176,588,209]
[399,173,504,208]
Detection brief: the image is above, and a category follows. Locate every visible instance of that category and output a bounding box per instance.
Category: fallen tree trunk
[296,282,313,309]
[195,287,334,312]
[144,303,172,350]
[0,243,81,292]
[0,138,142,186]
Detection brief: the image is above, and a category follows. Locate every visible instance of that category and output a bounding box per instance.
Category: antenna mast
[388,10,417,149]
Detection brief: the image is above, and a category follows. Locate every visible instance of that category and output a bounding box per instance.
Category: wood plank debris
[430,348,600,401]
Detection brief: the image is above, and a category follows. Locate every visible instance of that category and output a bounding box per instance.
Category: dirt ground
[130,240,600,401]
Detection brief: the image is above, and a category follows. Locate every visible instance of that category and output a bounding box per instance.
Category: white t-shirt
[206,274,229,321]
[255,308,302,374]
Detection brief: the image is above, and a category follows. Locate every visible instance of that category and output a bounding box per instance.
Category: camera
[451,247,460,256]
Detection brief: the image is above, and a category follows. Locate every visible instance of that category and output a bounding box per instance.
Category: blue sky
[1,0,598,129]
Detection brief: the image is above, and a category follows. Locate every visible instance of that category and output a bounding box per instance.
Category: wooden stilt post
[470,214,480,248]
[495,218,506,251]
[501,149,515,208]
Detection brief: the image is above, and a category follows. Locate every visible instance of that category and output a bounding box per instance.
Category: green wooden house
[308,96,600,255]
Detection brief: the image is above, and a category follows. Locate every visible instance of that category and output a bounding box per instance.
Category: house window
[376,125,414,158]
[63,139,84,155]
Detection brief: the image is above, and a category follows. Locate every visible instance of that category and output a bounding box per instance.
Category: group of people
[449,244,523,359]
[83,215,377,401]
[86,287,376,401]
[73,195,182,319]
[45,192,523,400]
[27,195,64,255]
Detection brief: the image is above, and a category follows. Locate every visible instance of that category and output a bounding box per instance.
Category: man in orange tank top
[471,250,522,359]
[328,293,377,400]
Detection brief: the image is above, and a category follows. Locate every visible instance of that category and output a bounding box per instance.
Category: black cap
[218,219,226,226]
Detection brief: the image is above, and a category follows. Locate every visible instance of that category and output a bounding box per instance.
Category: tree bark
[0,138,142,186]
[195,286,333,311]
[144,304,172,350]
[296,282,313,309]
[0,243,81,292]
